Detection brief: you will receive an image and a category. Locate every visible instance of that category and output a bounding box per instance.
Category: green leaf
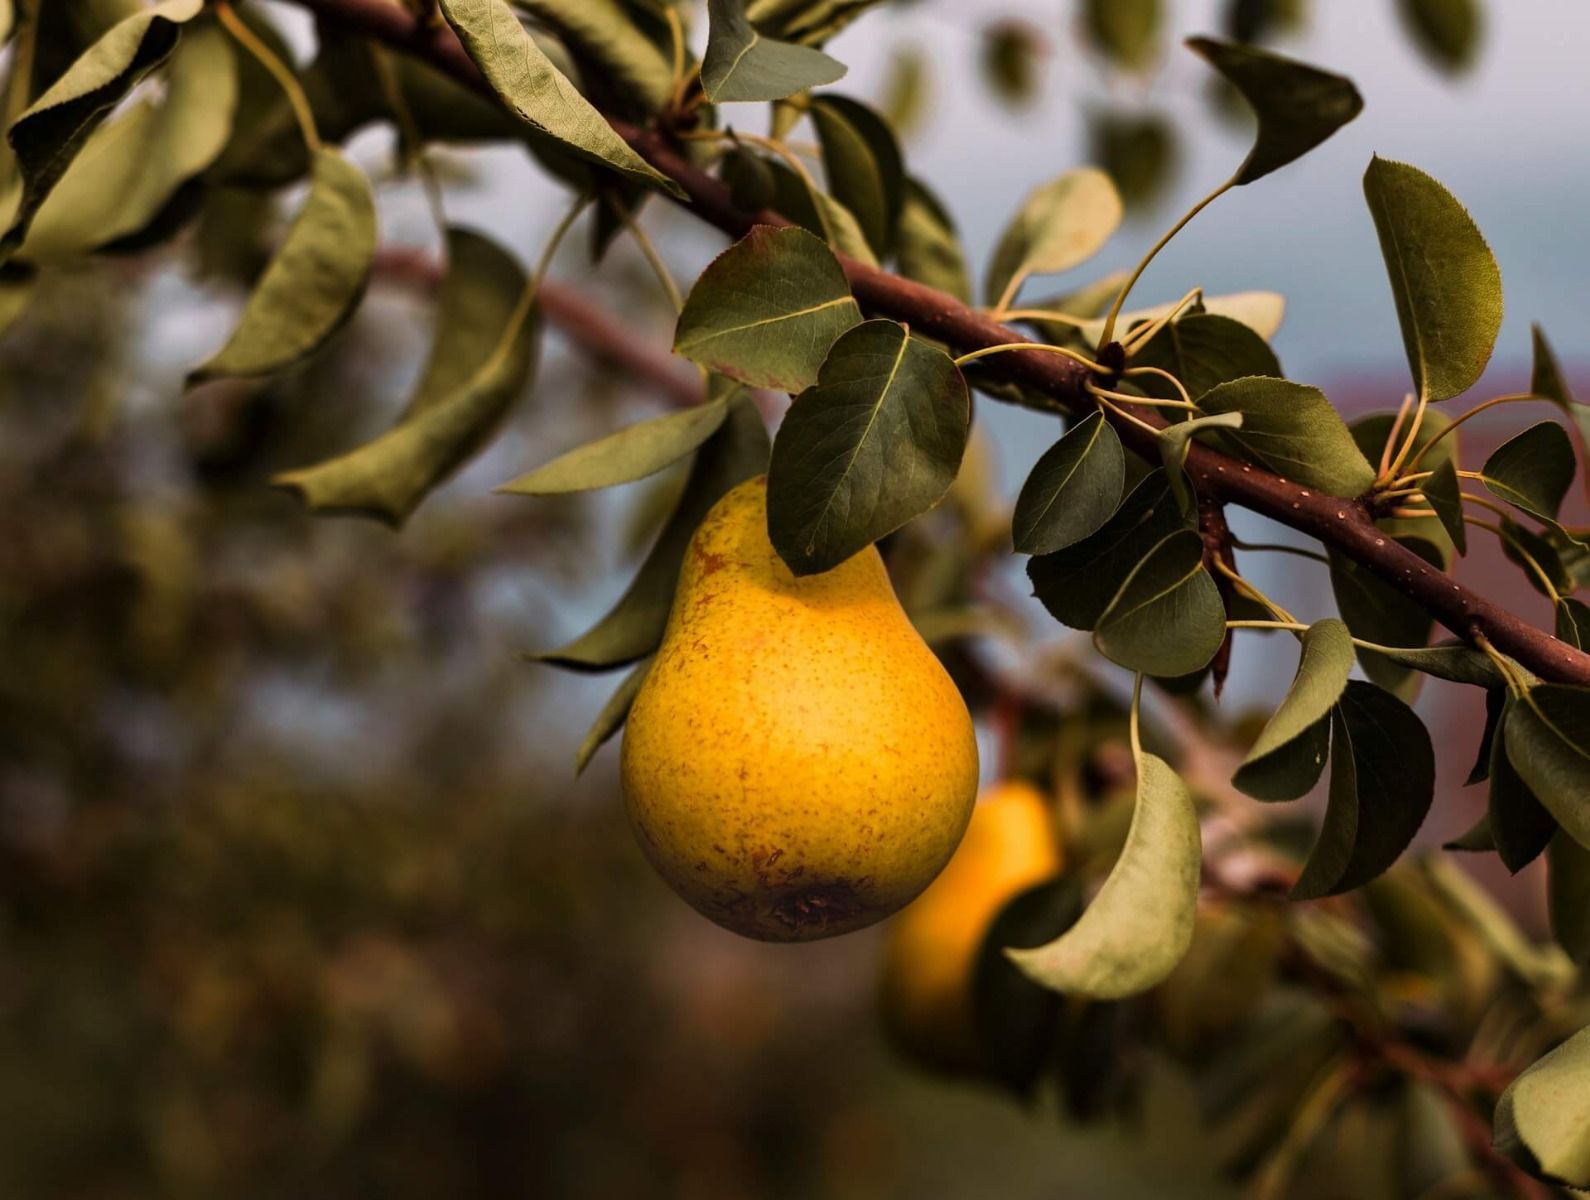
[0,0,203,258]
[1467,687,1506,785]
[273,226,536,524]
[1008,752,1199,998]
[1360,642,1506,689]
[1012,412,1125,555]
[894,177,970,303]
[766,320,969,575]
[1395,0,1483,75]
[701,0,846,103]
[1029,470,1192,631]
[985,168,1123,309]
[499,399,729,495]
[18,18,236,261]
[1530,326,1590,503]
[720,142,776,212]
[1234,619,1353,801]
[1093,530,1226,677]
[981,20,1040,108]
[438,0,681,196]
[1129,313,1279,402]
[575,657,651,775]
[1197,377,1378,496]
[1421,458,1467,555]
[1327,538,1442,698]
[744,0,886,47]
[1157,412,1243,516]
[538,395,769,670]
[1489,697,1557,873]
[1558,598,1590,651]
[1088,109,1178,212]
[188,148,375,384]
[1480,421,1576,525]
[1186,37,1363,186]
[1291,680,1436,899]
[762,158,879,266]
[673,225,861,391]
[514,0,674,113]
[1444,812,1494,853]
[1505,686,1590,851]
[0,268,34,338]
[1494,1024,1590,1189]
[1501,518,1573,599]
[1363,156,1502,402]
[1547,830,1590,965]
[810,94,903,258]
[1083,0,1161,72]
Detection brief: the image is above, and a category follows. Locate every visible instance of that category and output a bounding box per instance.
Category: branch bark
[277,0,1590,687]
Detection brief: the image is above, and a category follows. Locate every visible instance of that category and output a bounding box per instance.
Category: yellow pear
[620,476,979,942]
[879,780,1062,1071]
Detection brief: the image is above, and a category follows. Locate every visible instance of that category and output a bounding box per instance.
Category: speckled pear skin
[620,476,980,942]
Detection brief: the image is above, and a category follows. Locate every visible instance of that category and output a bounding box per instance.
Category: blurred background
[2,1,1587,1196]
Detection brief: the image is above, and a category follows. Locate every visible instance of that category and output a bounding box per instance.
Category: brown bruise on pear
[621,476,980,942]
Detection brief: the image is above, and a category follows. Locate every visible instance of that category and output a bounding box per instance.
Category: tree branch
[276,0,1590,687]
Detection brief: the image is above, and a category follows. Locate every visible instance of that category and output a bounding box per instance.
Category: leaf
[1505,686,1590,850]
[273,226,536,523]
[0,268,34,337]
[1234,619,1353,801]
[766,320,969,575]
[1444,812,1494,853]
[673,225,861,391]
[1093,530,1226,677]
[1421,458,1467,555]
[1468,686,1506,785]
[575,657,651,775]
[437,0,681,196]
[1029,470,1193,631]
[1007,753,1200,999]
[538,395,769,670]
[1129,313,1279,402]
[1558,598,1590,651]
[1197,377,1378,496]
[1494,1024,1590,1189]
[1088,109,1178,212]
[1530,325,1590,501]
[1363,156,1502,402]
[1291,681,1436,899]
[188,149,375,384]
[746,0,887,47]
[1395,0,1483,75]
[1547,831,1590,965]
[810,94,904,258]
[500,400,729,495]
[895,177,970,303]
[1079,290,1286,348]
[1327,538,1442,698]
[1502,518,1574,599]
[1480,421,1576,525]
[1186,37,1364,186]
[1489,697,1557,873]
[0,0,203,258]
[701,0,846,103]
[514,0,674,113]
[763,158,878,266]
[981,20,1040,108]
[985,168,1123,309]
[1157,412,1243,517]
[1360,642,1506,689]
[1012,412,1125,555]
[18,18,236,261]
[1083,0,1161,72]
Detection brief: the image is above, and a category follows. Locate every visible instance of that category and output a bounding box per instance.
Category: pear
[621,476,979,942]
[879,780,1062,1071]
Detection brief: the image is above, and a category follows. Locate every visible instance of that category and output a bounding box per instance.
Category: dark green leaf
[1530,325,1590,502]
[575,657,651,775]
[514,0,674,113]
[895,177,970,303]
[1361,642,1506,689]
[745,0,886,46]
[438,0,681,195]
[1395,0,1483,75]
[1557,598,1590,651]
[499,399,729,495]
[1547,831,1590,965]
[1480,421,1576,525]
[0,0,202,258]
[1186,37,1363,186]
[981,21,1040,108]
[701,0,846,102]
[721,143,776,212]
[1088,109,1178,212]
[1129,312,1278,402]
[1197,377,1377,496]
[1421,458,1467,555]
[1494,1024,1590,1189]
[1501,518,1573,599]
[1489,697,1557,873]
[1083,0,1161,72]
[985,168,1122,309]
[1012,412,1125,555]
[189,148,375,384]
[810,94,904,258]
[1327,537,1442,698]
[766,320,969,575]
[1468,686,1506,785]
[1291,680,1436,899]
[1157,413,1243,517]
[1504,685,1590,850]
[673,225,861,391]
[273,226,535,524]
[538,395,769,670]
[1363,155,1502,402]
[1224,0,1308,43]
[761,158,878,266]
[1093,530,1226,677]
[1234,619,1353,801]
[1008,752,1199,998]
[1443,812,1494,853]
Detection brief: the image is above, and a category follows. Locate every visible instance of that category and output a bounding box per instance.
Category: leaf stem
[1475,634,1532,697]
[1459,491,1512,521]
[1464,515,1561,603]
[216,1,323,154]
[953,341,1109,373]
[996,307,1094,329]
[1213,558,1299,626]
[370,45,448,242]
[1129,673,1144,763]
[1099,179,1233,348]
[1120,287,1203,355]
[1378,393,1415,480]
[1086,381,1198,411]
[1383,392,1429,481]
[1406,392,1538,473]
[1090,392,1161,436]
[613,196,684,312]
[1119,366,1196,409]
[1228,536,1331,565]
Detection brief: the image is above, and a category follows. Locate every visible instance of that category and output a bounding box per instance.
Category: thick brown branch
[276,0,1590,686]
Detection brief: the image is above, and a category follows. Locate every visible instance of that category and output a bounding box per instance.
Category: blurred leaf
[745,0,885,47]
[1395,0,1482,74]
[1223,0,1308,43]
[1079,289,1285,345]
[1422,458,1467,554]
[673,225,860,391]
[189,149,374,384]
[1088,109,1178,211]
[982,21,1040,106]
[1489,696,1557,873]
[1494,1024,1590,1189]
[1548,830,1590,965]
[766,319,969,575]
[0,267,35,337]
[701,0,845,102]
[1363,156,1502,402]
[438,0,681,195]
[1291,680,1435,898]
[1093,530,1226,677]
[538,395,769,669]
[1186,37,1363,185]
[1197,377,1377,496]
[1480,421,1576,525]
[575,657,651,774]
[1083,0,1161,72]
[514,0,674,113]
[1558,598,1590,650]
[985,167,1122,309]
[0,0,202,258]
[273,226,535,524]
[1327,537,1442,698]
[500,400,728,495]
[1129,313,1279,401]
[810,94,904,257]
[1233,619,1351,801]
[1505,685,1590,850]
[880,46,927,137]
[1531,325,1590,501]
[894,177,970,303]
[1398,1078,1471,1197]
[1012,412,1125,555]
